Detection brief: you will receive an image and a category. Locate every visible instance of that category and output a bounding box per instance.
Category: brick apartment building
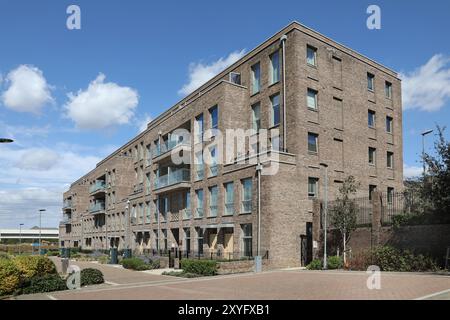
[59,21,403,268]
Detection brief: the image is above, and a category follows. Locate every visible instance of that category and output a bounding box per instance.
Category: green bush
[306,259,322,270]
[0,252,11,260]
[180,259,217,276]
[46,250,60,257]
[0,259,21,296]
[80,268,104,286]
[121,257,149,270]
[327,256,343,269]
[13,256,57,281]
[162,271,201,278]
[21,274,67,294]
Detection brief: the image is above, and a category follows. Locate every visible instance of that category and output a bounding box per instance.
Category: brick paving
[15,262,450,300]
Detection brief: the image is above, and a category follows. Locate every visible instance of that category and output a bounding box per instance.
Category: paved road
[15,259,450,300]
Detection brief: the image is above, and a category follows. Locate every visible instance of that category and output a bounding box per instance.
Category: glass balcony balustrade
[241,200,252,213]
[63,199,73,209]
[90,201,106,213]
[153,168,190,190]
[152,139,190,159]
[89,180,106,194]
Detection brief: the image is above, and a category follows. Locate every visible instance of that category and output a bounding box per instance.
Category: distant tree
[330,176,360,265]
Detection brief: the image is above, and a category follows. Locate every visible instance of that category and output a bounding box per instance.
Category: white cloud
[0,144,101,228]
[1,65,54,113]
[403,164,422,179]
[137,113,152,133]
[401,54,450,112]
[64,73,139,129]
[178,49,246,96]
[15,148,61,171]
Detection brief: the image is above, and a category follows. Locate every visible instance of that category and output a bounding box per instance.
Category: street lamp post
[320,163,329,270]
[421,130,433,176]
[38,209,46,255]
[19,223,24,255]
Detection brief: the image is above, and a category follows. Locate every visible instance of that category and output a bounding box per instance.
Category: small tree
[330,176,360,265]
[423,125,450,216]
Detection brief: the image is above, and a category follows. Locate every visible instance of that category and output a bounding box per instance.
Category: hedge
[180,259,217,276]
[21,274,67,294]
[0,259,21,296]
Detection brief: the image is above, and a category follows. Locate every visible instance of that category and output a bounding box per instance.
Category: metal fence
[322,196,372,229]
[381,191,421,225]
[139,248,269,261]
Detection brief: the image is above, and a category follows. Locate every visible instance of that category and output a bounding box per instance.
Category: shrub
[180,259,217,276]
[97,255,110,264]
[162,271,201,278]
[80,268,104,286]
[0,259,21,296]
[327,256,343,270]
[21,274,66,294]
[306,259,322,270]
[46,250,60,257]
[13,256,57,281]
[121,257,149,270]
[0,252,11,260]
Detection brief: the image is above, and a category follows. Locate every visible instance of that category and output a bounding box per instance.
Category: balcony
[90,201,105,214]
[63,200,73,209]
[196,208,204,219]
[89,180,106,194]
[60,215,71,225]
[152,140,191,162]
[153,168,190,193]
[224,203,234,216]
[209,165,218,177]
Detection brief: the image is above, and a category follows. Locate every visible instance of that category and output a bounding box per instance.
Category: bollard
[254,256,262,273]
[61,258,69,274]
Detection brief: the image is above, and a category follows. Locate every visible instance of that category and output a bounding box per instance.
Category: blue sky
[0,0,449,228]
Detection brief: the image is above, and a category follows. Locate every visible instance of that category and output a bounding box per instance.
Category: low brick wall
[347,224,450,264]
[217,260,255,275]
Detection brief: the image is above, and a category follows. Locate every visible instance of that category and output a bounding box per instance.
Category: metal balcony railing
[241,200,252,213]
[183,208,192,220]
[89,180,106,194]
[154,168,190,190]
[90,201,105,213]
[224,203,234,215]
[196,208,204,218]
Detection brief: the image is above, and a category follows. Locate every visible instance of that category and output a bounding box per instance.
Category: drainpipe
[256,163,263,256]
[280,34,287,152]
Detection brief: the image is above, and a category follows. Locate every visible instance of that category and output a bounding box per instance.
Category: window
[369,147,376,165]
[209,186,218,217]
[197,228,204,254]
[146,201,151,223]
[308,178,319,198]
[269,51,280,84]
[229,72,241,85]
[208,146,218,177]
[251,62,261,94]
[139,203,144,224]
[368,110,376,128]
[251,102,261,131]
[386,116,393,133]
[387,187,394,204]
[195,151,204,181]
[209,105,218,130]
[241,178,252,213]
[241,224,252,257]
[195,114,203,144]
[271,134,281,151]
[385,81,392,99]
[195,189,204,218]
[270,93,280,126]
[387,151,394,169]
[308,133,318,153]
[307,88,318,110]
[369,185,377,200]
[367,73,375,91]
[224,182,234,216]
[185,191,191,220]
[307,45,317,66]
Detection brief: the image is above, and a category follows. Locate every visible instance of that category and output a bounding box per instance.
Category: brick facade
[59,21,403,269]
